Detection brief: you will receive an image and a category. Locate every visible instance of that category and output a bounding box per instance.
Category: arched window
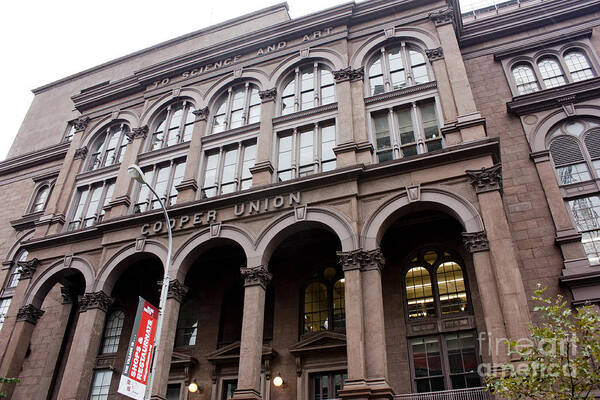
[212,83,261,134]
[30,184,51,213]
[303,269,345,334]
[537,57,566,88]
[549,136,591,185]
[367,44,431,96]
[512,63,539,95]
[88,122,130,171]
[404,250,468,319]
[280,63,335,115]
[6,251,27,290]
[150,100,196,151]
[100,310,125,354]
[564,50,595,82]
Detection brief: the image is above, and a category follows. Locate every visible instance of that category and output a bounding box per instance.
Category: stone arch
[350,27,440,70]
[171,225,256,282]
[81,112,139,148]
[254,207,357,267]
[270,49,346,87]
[3,229,35,263]
[140,88,204,126]
[24,256,95,308]
[203,72,268,109]
[529,105,600,152]
[94,240,167,295]
[361,187,484,250]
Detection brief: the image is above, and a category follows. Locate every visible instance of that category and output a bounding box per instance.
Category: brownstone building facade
[0,0,598,399]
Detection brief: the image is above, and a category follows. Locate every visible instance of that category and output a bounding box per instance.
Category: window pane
[512,64,539,94]
[321,69,333,86]
[301,90,314,110]
[411,336,444,393]
[101,310,125,353]
[166,384,181,400]
[564,51,594,82]
[304,282,329,333]
[321,124,336,168]
[242,143,257,181]
[300,130,314,166]
[388,48,404,71]
[301,68,314,91]
[152,166,171,208]
[396,108,415,146]
[83,186,103,227]
[437,262,467,314]
[555,163,591,185]
[32,186,50,212]
[321,85,335,105]
[333,279,345,331]
[231,88,245,110]
[169,162,186,206]
[90,369,112,400]
[176,298,199,346]
[221,148,238,185]
[406,267,435,318]
[568,196,600,264]
[0,298,11,331]
[278,135,292,170]
[135,169,154,213]
[374,113,392,153]
[230,110,244,129]
[538,58,566,88]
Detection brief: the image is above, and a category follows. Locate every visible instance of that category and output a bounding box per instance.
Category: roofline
[31,2,290,94]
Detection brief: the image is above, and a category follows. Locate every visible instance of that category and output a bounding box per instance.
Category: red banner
[118,297,158,400]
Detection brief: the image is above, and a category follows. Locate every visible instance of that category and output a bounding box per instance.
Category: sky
[0,0,486,161]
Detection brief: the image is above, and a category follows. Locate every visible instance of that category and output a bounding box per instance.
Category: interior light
[188,380,199,393]
[273,373,284,387]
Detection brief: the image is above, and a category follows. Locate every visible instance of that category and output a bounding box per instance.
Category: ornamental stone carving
[126,125,149,141]
[240,265,272,288]
[462,231,490,253]
[333,67,364,82]
[73,146,88,160]
[337,248,386,272]
[167,279,188,303]
[17,304,44,324]
[259,88,277,103]
[72,116,91,132]
[466,164,502,194]
[425,47,444,62]
[79,291,112,313]
[17,258,39,280]
[192,107,210,121]
[429,7,454,26]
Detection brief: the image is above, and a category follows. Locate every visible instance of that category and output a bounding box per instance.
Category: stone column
[232,266,272,400]
[332,68,358,167]
[151,280,188,399]
[462,232,509,364]
[530,151,588,268]
[0,305,44,398]
[0,258,39,366]
[105,125,149,219]
[177,107,209,202]
[56,291,111,400]
[425,47,458,142]
[429,9,485,143]
[36,117,90,236]
[336,251,368,393]
[466,165,531,342]
[251,89,277,186]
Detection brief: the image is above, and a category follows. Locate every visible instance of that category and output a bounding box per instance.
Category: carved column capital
[72,116,91,132]
[337,250,363,271]
[73,146,88,160]
[333,67,364,82]
[167,279,188,303]
[240,265,272,288]
[79,291,112,313]
[192,106,210,121]
[259,88,277,103]
[462,231,490,253]
[429,7,455,26]
[425,47,444,62]
[17,258,39,280]
[126,125,149,141]
[466,164,502,194]
[360,248,385,271]
[17,304,44,324]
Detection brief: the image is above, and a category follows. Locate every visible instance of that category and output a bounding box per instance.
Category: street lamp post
[128,164,172,400]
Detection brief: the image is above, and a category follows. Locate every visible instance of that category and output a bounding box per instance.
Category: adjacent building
[0,0,598,398]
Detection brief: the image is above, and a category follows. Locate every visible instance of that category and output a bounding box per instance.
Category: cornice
[457,0,600,47]
[0,142,69,177]
[364,81,437,105]
[506,77,600,116]
[72,76,142,112]
[201,123,260,146]
[22,137,501,251]
[272,103,338,125]
[10,212,44,231]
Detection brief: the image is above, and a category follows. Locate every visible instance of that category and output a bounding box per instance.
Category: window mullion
[177,102,187,144]
[80,185,94,226]
[235,142,243,191]
[401,42,414,87]
[557,56,574,84]
[116,123,127,161]
[313,122,319,173]
[100,128,110,168]
[165,161,176,203]
[292,128,298,178]
[380,48,391,92]
[388,108,400,159]
[242,83,250,126]
[439,334,452,390]
[225,88,233,130]
[294,68,301,113]
[217,148,225,193]
[411,103,426,154]
[313,62,319,107]
[531,61,547,90]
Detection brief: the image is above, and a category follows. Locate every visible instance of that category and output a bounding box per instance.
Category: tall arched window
[367,43,431,96]
[212,83,261,134]
[175,297,200,347]
[100,310,125,354]
[537,57,566,88]
[88,122,130,171]
[564,50,595,82]
[280,63,335,115]
[303,268,345,334]
[404,250,468,319]
[512,63,539,95]
[30,184,51,213]
[150,100,196,150]
[6,251,27,290]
